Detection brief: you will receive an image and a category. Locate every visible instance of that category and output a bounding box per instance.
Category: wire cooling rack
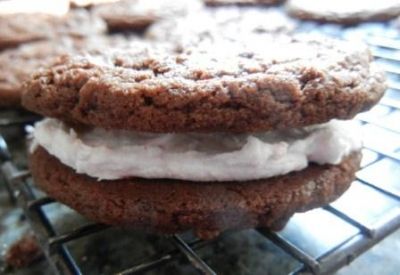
[1,22,400,275]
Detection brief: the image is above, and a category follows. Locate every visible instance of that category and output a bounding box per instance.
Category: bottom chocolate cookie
[30,146,361,239]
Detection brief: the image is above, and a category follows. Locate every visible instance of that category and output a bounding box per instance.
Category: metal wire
[116,239,212,275]
[323,206,375,238]
[1,158,82,275]
[257,229,321,274]
[171,235,217,275]
[1,23,400,275]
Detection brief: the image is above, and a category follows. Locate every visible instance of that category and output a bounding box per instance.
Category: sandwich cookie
[24,36,385,238]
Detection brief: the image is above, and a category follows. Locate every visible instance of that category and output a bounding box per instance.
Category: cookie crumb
[5,235,43,268]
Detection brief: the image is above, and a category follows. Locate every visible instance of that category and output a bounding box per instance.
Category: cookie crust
[22,36,385,132]
[30,146,361,239]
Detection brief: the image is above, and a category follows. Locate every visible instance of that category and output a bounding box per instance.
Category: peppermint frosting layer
[32,119,361,181]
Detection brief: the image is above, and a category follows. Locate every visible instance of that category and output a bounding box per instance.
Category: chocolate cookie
[70,0,119,8]
[146,7,295,46]
[0,40,73,108]
[22,35,385,132]
[286,0,400,25]
[30,146,361,239]
[93,0,203,32]
[5,235,43,268]
[205,0,283,6]
[0,36,130,108]
[0,9,106,50]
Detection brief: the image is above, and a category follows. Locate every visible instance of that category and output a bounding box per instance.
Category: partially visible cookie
[146,7,295,47]
[205,0,283,6]
[0,0,69,16]
[70,0,119,8]
[0,40,73,107]
[5,235,43,268]
[0,35,130,108]
[93,0,203,32]
[0,9,106,50]
[23,35,385,132]
[286,0,400,25]
[30,146,361,239]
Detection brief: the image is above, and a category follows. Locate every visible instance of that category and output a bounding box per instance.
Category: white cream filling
[31,118,362,182]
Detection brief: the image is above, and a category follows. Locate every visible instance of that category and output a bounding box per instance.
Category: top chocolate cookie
[22,35,385,133]
[0,9,106,50]
[286,0,400,25]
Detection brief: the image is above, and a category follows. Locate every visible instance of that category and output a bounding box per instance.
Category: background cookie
[93,0,203,32]
[0,40,74,108]
[69,0,119,8]
[286,0,400,25]
[204,0,283,6]
[23,35,385,132]
[146,7,295,47]
[0,9,106,51]
[0,35,130,108]
[30,146,361,239]
[0,0,69,16]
